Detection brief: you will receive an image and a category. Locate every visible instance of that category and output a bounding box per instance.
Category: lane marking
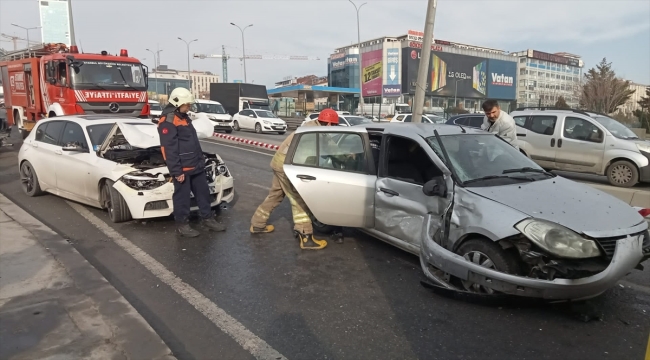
[248,183,271,191]
[200,139,273,157]
[66,201,287,360]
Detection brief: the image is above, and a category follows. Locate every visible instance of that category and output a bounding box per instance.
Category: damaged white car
[18,115,234,223]
[283,123,649,301]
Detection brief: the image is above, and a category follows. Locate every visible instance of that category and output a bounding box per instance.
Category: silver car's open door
[283,129,376,228]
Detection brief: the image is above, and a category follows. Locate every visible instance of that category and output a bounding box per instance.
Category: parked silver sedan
[282,123,649,301]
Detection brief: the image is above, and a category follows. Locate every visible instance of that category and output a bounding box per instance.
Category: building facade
[512,50,584,109]
[328,30,519,114]
[618,82,649,115]
[38,0,72,45]
[148,65,219,101]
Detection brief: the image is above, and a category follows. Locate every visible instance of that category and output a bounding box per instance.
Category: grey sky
[1,0,649,87]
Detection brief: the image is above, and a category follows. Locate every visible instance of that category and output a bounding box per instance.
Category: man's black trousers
[172,170,213,223]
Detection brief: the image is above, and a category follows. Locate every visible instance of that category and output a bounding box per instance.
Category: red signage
[409,41,443,52]
[531,50,580,67]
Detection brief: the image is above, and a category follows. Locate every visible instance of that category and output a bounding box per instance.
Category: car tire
[104,180,132,223]
[278,132,286,135]
[20,161,44,197]
[255,123,262,134]
[225,129,233,134]
[455,238,521,294]
[310,214,336,234]
[233,121,240,131]
[607,160,639,188]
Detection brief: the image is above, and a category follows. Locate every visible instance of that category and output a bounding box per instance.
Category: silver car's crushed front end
[420,214,648,301]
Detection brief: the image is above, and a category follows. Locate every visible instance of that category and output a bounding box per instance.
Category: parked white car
[189,99,234,134]
[148,100,162,119]
[233,109,287,134]
[18,116,235,223]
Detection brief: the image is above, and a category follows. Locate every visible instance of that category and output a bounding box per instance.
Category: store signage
[409,41,443,52]
[363,62,382,83]
[386,48,400,86]
[531,50,580,67]
[330,52,346,60]
[491,73,514,86]
[382,84,401,97]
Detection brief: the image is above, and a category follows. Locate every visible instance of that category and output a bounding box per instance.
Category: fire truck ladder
[194,46,320,83]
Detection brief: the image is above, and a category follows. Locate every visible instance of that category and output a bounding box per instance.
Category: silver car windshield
[591,115,639,139]
[427,134,546,184]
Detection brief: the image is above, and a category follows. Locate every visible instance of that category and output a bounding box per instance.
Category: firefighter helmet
[317,109,339,124]
[168,87,195,107]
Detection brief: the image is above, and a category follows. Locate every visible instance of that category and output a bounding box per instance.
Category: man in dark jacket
[158,87,226,237]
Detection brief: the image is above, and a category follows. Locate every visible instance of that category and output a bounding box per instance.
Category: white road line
[248,183,271,191]
[200,139,273,157]
[66,201,287,360]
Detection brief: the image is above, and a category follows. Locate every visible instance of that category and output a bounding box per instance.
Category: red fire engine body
[0,44,150,138]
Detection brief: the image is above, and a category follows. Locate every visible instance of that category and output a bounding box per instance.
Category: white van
[148,100,162,119]
[189,99,233,134]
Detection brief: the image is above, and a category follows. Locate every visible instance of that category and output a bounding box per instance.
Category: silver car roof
[294,122,486,137]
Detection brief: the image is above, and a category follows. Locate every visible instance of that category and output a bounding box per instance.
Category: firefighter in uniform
[250,109,340,250]
[158,87,226,237]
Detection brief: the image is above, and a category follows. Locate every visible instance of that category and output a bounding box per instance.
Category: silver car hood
[466,176,643,235]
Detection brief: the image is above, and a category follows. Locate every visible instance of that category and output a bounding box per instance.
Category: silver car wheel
[460,251,497,294]
[610,164,632,184]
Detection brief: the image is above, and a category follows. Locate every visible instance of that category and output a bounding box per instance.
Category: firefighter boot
[201,218,226,232]
[295,231,328,250]
[177,223,200,238]
[250,225,275,234]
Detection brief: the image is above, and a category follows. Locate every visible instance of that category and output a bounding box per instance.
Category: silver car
[510,108,650,187]
[283,123,649,301]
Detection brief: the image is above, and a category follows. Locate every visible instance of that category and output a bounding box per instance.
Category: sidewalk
[0,194,175,360]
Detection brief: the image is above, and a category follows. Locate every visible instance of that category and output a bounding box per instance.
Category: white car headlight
[515,219,601,258]
[263,120,271,125]
[208,115,217,121]
[121,172,168,190]
[636,142,650,153]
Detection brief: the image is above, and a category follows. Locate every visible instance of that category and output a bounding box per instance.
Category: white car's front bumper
[262,123,287,132]
[113,174,235,219]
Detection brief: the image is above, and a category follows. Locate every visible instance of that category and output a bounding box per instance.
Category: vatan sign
[386,48,399,86]
[362,49,383,97]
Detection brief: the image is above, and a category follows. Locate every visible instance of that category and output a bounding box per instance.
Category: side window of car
[382,136,442,185]
[41,121,65,145]
[35,123,48,142]
[403,115,412,123]
[292,133,318,166]
[318,133,366,172]
[395,115,405,121]
[468,117,484,128]
[528,116,557,135]
[240,110,250,116]
[563,117,604,143]
[513,116,527,127]
[310,113,319,120]
[454,117,468,126]
[250,111,258,118]
[60,122,89,150]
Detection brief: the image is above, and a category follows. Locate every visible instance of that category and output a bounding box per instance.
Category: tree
[555,96,570,109]
[579,58,635,114]
[638,86,650,111]
[634,87,650,133]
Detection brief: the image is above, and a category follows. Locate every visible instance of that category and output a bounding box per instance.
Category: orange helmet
[317,109,339,124]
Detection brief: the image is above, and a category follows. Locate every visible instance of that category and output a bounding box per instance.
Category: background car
[338,115,374,127]
[390,113,439,124]
[189,99,233,134]
[510,107,649,187]
[148,99,162,119]
[445,113,485,128]
[281,123,648,300]
[233,109,287,134]
[304,111,350,122]
[17,116,235,223]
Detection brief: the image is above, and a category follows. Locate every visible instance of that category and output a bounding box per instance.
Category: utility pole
[178,37,197,90]
[349,0,367,115]
[230,23,253,82]
[222,45,228,82]
[146,48,162,97]
[11,24,40,50]
[412,0,437,123]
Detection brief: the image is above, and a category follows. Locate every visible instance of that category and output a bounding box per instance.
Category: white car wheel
[103,180,132,223]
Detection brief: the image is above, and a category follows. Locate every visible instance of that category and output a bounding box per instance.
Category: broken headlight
[515,219,601,259]
[121,172,168,190]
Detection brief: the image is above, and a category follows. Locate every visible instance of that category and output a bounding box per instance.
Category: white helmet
[168,87,195,107]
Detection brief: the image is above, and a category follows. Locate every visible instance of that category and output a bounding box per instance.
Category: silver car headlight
[121,172,168,190]
[515,219,601,259]
[636,142,650,153]
[217,164,230,177]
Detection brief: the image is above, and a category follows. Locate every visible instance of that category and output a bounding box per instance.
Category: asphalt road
[0,133,649,360]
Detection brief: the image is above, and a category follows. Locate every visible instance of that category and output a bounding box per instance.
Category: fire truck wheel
[20,161,44,197]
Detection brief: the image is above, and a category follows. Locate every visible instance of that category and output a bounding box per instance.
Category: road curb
[584,183,650,208]
[212,132,280,151]
[0,193,175,360]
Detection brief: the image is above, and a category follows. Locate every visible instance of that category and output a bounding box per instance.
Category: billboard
[362,50,383,97]
[530,50,580,67]
[383,85,401,97]
[39,0,72,45]
[486,59,516,100]
[386,48,400,86]
[402,48,516,100]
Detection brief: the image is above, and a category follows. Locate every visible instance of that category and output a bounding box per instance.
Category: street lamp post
[178,37,197,91]
[146,48,163,98]
[230,23,253,83]
[454,79,462,109]
[11,23,40,49]
[348,0,367,115]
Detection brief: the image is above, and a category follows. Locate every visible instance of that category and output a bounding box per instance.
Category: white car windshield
[195,103,227,114]
[591,115,639,140]
[255,110,277,118]
[344,116,372,126]
[87,123,155,146]
[427,134,547,185]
